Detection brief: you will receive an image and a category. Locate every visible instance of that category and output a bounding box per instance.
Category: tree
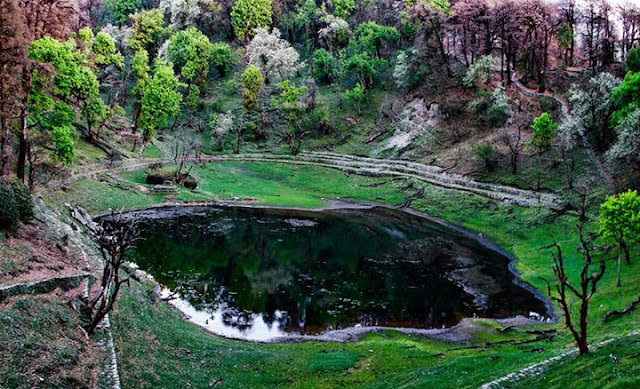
[528,113,557,152]
[230,0,272,42]
[111,0,142,26]
[167,27,213,90]
[318,15,351,52]
[560,73,620,151]
[86,211,139,334]
[344,52,383,91]
[210,42,232,76]
[544,224,606,356]
[599,190,640,287]
[606,107,640,170]
[313,49,337,83]
[0,0,26,178]
[138,60,183,155]
[472,142,499,171]
[241,64,264,96]
[128,9,165,57]
[353,22,400,59]
[626,46,640,73]
[131,49,150,132]
[272,80,307,155]
[611,71,640,128]
[246,28,302,83]
[344,83,365,113]
[463,55,493,87]
[333,0,355,19]
[499,123,524,175]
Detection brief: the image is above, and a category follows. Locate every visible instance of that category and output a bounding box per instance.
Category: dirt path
[63,152,565,209]
[510,73,616,194]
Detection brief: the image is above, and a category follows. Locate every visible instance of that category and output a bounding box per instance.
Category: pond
[111,205,548,341]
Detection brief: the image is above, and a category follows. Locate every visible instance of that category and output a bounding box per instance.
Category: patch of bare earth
[0,221,86,287]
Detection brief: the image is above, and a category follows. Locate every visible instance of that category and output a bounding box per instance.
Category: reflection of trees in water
[127,208,547,334]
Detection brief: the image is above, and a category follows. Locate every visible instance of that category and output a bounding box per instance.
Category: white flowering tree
[560,73,621,151]
[318,14,351,52]
[606,108,640,169]
[246,28,302,83]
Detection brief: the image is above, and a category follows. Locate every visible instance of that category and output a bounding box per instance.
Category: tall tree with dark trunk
[0,0,26,178]
[10,0,78,183]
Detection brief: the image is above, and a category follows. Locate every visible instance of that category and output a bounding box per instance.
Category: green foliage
[333,0,355,18]
[528,113,558,151]
[131,49,150,98]
[313,49,336,83]
[241,64,264,95]
[625,46,640,73]
[472,142,499,171]
[463,56,493,87]
[210,43,233,75]
[111,0,142,26]
[140,61,183,143]
[230,0,273,41]
[344,83,365,113]
[273,80,307,109]
[93,32,124,68]
[0,181,19,230]
[82,98,108,131]
[611,71,640,127]
[599,190,640,246]
[75,27,94,46]
[52,125,75,164]
[345,52,385,90]
[556,23,574,50]
[353,22,400,58]
[129,9,165,54]
[167,27,213,88]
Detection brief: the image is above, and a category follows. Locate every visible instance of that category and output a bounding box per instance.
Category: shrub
[145,168,174,185]
[10,180,34,222]
[182,177,198,190]
[0,182,19,230]
[472,142,499,171]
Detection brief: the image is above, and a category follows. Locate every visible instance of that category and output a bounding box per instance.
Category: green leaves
[241,65,264,95]
[528,113,558,152]
[139,61,183,142]
[168,27,213,88]
[599,190,640,245]
[230,0,273,41]
[210,43,233,76]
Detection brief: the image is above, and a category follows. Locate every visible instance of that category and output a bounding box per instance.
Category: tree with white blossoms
[209,111,232,151]
[318,14,351,52]
[606,107,640,170]
[159,0,201,30]
[246,28,302,84]
[559,73,621,151]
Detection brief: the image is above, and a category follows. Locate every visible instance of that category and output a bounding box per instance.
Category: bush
[472,142,499,171]
[10,180,34,222]
[182,177,198,190]
[0,182,19,230]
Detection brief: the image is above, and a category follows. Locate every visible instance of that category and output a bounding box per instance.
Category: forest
[1,0,640,387]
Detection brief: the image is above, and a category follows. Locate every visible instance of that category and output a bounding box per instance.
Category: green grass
[52,160,640,387]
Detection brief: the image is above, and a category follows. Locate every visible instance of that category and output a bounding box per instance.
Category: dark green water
[119,206,547,341]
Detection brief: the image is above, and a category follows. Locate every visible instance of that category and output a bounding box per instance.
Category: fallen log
[603,296,640,322]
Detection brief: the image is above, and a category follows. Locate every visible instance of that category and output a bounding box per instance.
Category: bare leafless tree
[173,131,200,184]
[500,123,524,175]
[543,223,606,355]
[86,211,139,335]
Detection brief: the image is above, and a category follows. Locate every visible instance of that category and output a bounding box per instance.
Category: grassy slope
[50,160,640,387]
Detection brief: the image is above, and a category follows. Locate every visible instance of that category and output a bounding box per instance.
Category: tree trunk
[17,104,28,183]
[617,247,622,287]
[1,116,9,178]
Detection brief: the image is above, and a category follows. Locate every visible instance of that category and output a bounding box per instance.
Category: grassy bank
[51,160,640,387]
